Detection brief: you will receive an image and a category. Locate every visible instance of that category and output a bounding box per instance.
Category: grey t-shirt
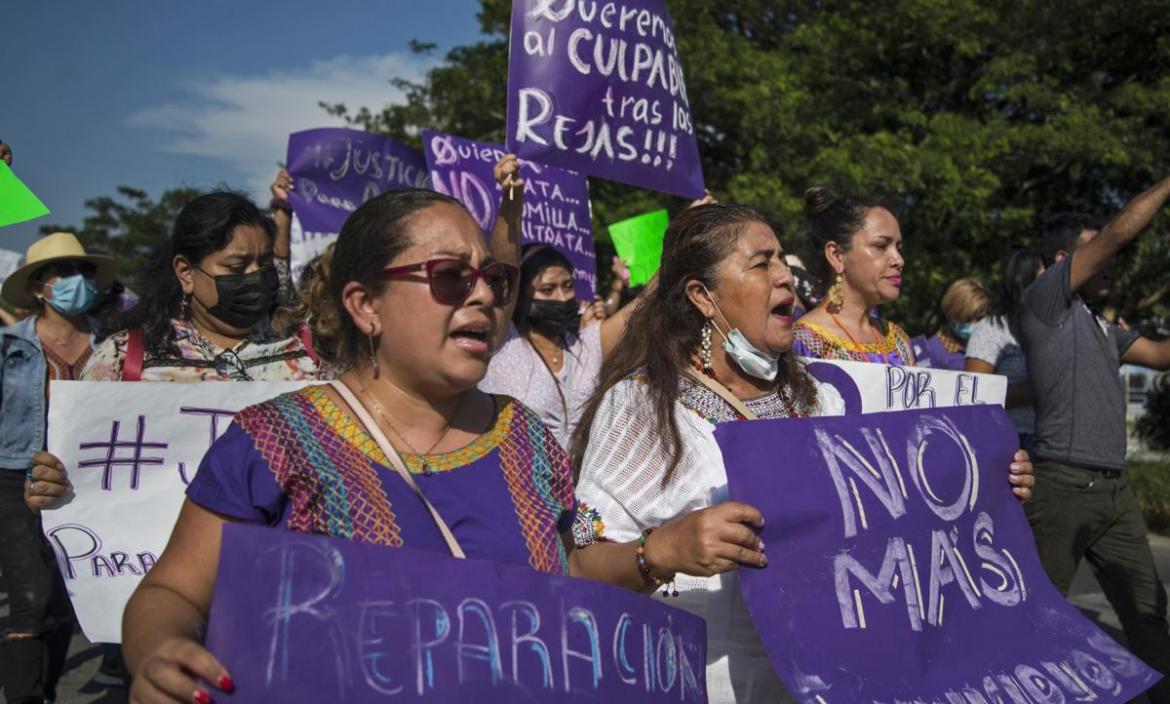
[1018,256,1139,470]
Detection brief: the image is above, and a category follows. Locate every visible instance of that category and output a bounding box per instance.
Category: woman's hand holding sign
[645,501,768,579]
[1009,449,1035,502]
[24,451,71,512]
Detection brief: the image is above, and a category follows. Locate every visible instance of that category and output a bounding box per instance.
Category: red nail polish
[193,688,214,704]
[218,675,236,693]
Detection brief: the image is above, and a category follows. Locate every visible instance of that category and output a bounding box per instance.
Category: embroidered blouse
[186,386,578,574]
[574,372,844,703]
[81,318,323,382]
[791,318,916,365]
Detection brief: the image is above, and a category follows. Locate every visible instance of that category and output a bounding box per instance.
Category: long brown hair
[569,203,818,485]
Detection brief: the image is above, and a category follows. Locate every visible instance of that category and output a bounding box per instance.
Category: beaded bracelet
[636,528,678,597]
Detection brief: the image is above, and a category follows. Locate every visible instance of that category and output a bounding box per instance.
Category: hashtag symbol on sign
[77,416,169,491]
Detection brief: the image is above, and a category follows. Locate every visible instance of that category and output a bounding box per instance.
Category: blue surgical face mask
[952,322,976,342]
[703,286,780,382]
[45,274,98,316]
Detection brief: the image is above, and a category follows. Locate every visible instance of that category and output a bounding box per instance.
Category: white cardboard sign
[42,381,313,643]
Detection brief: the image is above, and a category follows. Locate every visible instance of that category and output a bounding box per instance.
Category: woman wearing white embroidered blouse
[568,203,1037,703]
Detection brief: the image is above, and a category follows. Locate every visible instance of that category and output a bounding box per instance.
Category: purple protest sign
[718,406,1161,704]
[912,335,966,371]
[506,0,704,199]
[206,524,707,702]
[286,128,428,281]
[423,129,597,299]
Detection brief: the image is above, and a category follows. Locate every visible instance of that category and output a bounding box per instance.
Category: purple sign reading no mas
[423,129,597,299]
[506,0,705,199]
[206,525,706,703]
[286,128,428,281]
[718,406,1161,704]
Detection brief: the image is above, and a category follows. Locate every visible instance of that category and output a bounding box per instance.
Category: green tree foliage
[333,0,1170,332]
[40,186,202,287]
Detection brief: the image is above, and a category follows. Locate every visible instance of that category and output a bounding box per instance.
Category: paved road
[5,535,1169,704]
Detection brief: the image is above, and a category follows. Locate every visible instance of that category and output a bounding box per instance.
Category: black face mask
[199,266,278,330]
[527,299,580,338]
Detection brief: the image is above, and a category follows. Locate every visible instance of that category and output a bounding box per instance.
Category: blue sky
[2,1,486,253]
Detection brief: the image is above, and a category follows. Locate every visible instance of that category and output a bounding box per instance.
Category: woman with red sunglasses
[112,158,590,703]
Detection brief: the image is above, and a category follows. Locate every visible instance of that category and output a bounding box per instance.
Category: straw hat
[1,232,116,309]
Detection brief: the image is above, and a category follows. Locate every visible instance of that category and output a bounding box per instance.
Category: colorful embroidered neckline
[298,385,514,474]
[796,319,901,354]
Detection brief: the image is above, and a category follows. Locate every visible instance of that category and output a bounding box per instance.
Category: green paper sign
[0,162,50,228]
[608,209,669,286]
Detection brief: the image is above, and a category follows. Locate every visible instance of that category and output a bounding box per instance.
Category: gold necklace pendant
[356,381,459,475]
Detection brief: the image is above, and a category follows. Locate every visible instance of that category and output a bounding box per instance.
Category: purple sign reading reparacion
[423,129,597,300]
[286,128,428,281]
[206,524,707,703]
[719,406,1161,704]
[506,0,704,199]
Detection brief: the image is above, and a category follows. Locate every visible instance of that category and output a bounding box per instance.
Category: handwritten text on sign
[287,128,428,283]
[207,525,707,703]
[804,357,1007,415]
[720,406,1161,704]
[423,129,597,299]
[42,381,313,643]
[507,0,704,198]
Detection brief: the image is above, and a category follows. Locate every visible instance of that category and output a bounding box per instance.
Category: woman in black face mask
[79,191,324,382]
[480,244,634,448]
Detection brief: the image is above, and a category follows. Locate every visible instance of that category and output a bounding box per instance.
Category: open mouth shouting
[450,320,493,355]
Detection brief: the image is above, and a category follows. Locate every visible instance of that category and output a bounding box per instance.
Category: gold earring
[826,273,844,313]
[700,322,713,373]
[367,326,380,378]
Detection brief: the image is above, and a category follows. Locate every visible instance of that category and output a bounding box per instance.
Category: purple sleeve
[791,330,817,358]
[186,422,287,525]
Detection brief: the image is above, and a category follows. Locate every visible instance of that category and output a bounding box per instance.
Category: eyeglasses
[382,258,518,306]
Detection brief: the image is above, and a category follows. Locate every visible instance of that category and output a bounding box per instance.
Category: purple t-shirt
[187,386,577,574]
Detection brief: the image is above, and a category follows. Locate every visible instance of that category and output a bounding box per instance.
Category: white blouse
[479,323,603,449]
[575,375,844,704]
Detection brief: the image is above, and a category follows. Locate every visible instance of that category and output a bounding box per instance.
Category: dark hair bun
[804,186,840,216]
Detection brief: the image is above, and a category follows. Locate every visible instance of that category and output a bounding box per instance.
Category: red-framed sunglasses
[382,258,519,306]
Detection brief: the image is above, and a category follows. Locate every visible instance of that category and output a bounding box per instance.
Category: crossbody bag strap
[684,368,759,421]
[329,380,466,559]
[123,330,145,382]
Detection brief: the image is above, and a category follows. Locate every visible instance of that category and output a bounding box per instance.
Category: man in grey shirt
[1019,177,1170,702]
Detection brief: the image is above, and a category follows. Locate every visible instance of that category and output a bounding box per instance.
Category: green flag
[608,209,669,286]
[0,162,49,228]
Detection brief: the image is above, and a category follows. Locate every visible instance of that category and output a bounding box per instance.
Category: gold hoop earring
[826,273,845,313]
[367,326,380,378]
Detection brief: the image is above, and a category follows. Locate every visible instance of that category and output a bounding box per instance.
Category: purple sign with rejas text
[206,525,707,703]
[719,406,1161,704]
[423,129,597,300]
[506,0,705,198]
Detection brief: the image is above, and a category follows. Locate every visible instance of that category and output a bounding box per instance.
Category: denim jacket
[0,316,95,470]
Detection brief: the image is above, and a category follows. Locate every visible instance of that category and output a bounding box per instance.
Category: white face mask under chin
[703,286,780,382]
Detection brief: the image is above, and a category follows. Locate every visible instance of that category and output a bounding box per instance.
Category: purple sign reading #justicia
[286,128,428,282]
[423,129,598,300]
[719,406,1161,704]
[506,0,705,199]
[206,525,708,703]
